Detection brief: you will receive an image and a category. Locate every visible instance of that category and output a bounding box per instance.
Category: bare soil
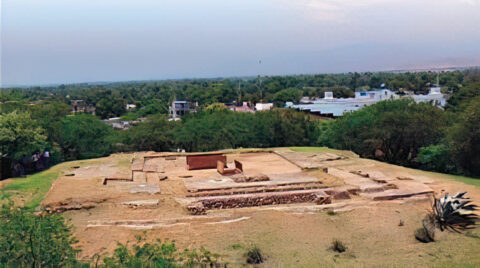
[21,149,480,267]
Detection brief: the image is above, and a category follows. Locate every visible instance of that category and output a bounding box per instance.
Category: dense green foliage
[1,70,470,120]
[0,202,81,267]
[175,109,317,151]
[0,202,220,267]
[321,99,446,166]
[446,96,480,175]
[1,68,479,178]
[59,114,113,160]
[119,109,317,152]
[0,112,46,161]
[320,75,480,176]
[103,234,220,267]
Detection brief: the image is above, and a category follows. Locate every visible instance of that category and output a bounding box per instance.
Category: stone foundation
[187,190,331,214]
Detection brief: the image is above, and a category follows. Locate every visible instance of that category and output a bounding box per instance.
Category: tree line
[0,68,479,178]
[1,69,472,119]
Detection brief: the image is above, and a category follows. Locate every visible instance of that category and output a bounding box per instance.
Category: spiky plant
[416,192,478,243]
[432,192,478,232]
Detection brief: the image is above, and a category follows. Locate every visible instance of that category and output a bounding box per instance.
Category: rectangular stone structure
[186,153,226,170]
[187,189,331,214]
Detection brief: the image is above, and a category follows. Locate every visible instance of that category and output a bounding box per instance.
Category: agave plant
[415,191,478,243]
[433,192,478,232]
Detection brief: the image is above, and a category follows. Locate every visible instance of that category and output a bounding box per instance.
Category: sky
[1,0,480,86]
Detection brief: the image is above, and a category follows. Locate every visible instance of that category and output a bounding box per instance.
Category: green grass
[437,173,480,187]
[1,169,60,210]
[0,155,119,210]
[230,243,243,250]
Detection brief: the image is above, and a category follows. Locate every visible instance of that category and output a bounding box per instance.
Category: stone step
[131,155,145,171]
[186,189,331,215]
[186,177,324,193]
[186,182,326,197]
[362,181,434,201]
[122,199,159,208]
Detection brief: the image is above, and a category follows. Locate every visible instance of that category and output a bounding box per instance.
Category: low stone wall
[187,190,331,215]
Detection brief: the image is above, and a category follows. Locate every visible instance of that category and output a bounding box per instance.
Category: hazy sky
[1,0,480,86]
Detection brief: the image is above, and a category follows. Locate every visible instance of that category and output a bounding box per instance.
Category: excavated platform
[184,189,331,214]
[274,151,352,169]
[184,174,324,193]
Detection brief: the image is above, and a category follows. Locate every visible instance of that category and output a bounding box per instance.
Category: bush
[103,233,220,267]
[416,144,456,174]
[245,245,264,264]
[330,239,347,253]
[0,201,81,267]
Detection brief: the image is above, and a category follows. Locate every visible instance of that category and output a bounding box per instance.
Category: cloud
[457,0,479,5]
[284,0,479,23]
[281,0,401,22]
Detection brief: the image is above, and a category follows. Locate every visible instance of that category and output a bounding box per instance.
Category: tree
[204,103,228,112]
[59,114,113,160]
[121,115,177,152]
[445,82,480,112]
[29,102,71,163]
[324,99,446,166]
[0,112,46,161]
[447,96,480,176]
[272,88,302,107]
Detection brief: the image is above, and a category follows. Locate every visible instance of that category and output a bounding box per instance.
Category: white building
[410,87,446,106]
[126,104,136,111]
[324,91,334,100]
[290,87,445,117]
[255,103,274,111]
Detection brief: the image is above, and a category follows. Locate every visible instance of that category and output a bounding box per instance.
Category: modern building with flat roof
[289,87,446,117]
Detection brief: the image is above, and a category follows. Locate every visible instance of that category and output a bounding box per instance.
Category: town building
[126,104,136,111]
[169,101,197,120]
[71,100,96,115]
[289,87,446,117]
[255,103,274,111]
[409,87,446,106]
[102,117,146,130]
[229,101,255,113]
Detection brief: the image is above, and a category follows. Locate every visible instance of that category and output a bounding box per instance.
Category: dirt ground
[32,149,480,266]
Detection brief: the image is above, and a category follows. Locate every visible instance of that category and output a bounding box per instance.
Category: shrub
[330,239,347,253]
[246,245,264,264]
[0,201,81,267]
[103,233,220,267]
[416,144,456,174]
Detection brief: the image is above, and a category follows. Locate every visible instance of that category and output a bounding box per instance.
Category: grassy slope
[290,146,480,187]
[0,160,92,210]
[0,154,131,210]
[0,169,60,210]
